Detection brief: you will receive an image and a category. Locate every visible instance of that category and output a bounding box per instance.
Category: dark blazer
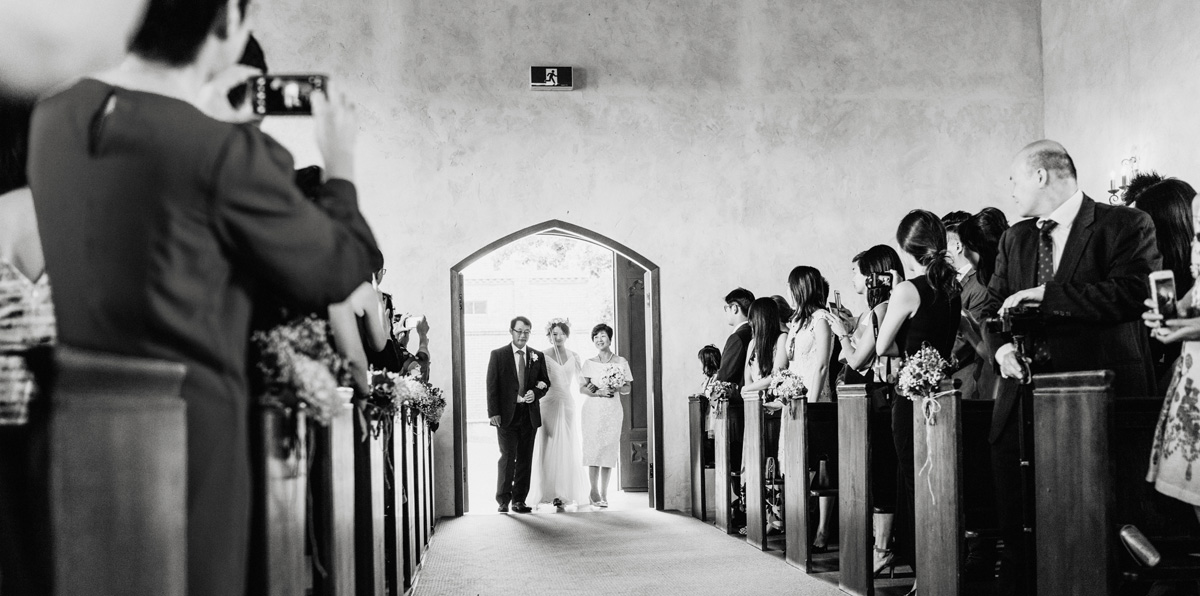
[951,269,990,400]
[983,195,1161,441]
[716,323,753,406]
[486,344,551,428]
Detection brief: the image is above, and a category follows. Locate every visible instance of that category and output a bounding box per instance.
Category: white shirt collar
[956,263,973,280]
[511,343,527,354]
[1041,189,1084,230]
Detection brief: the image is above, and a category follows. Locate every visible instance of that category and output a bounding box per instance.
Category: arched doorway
[449,220,663,515]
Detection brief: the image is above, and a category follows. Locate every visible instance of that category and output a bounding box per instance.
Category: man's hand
[489,415,501,426]
[519,390,535,404]
[1001,285,1045,312]
[998,350,1029,383]
[312,84,358,182]
[197,65,260,123]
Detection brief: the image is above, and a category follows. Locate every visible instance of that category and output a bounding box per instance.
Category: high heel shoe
[811,530,828,553]
[873,547,896,578]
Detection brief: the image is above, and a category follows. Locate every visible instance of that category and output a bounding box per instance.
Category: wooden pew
[250,406,308,596]
[912,379,963,595]
[689,394,709,521]
[838,384,873,596]
[743,393,768,550]
[712,397,736,534]
[44,347,188,596]
[1032,371,1115,596]
[426,420,436,539]
[402,407,421,589]
[311,399,357,596]
[418,416,431,548]
[782,396,840,572]
[355,405,388,596]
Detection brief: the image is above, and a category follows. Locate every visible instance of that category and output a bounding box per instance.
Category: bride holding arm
[528,319,590,509]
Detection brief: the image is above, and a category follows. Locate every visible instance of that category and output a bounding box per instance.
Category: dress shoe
[552,498,564,508]
[497,503,509,513]
[512,502,533,513]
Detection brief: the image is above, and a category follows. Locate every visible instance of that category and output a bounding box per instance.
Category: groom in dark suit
[982,140,1161,596]
[487,316,552,513]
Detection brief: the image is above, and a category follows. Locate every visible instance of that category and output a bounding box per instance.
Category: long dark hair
[747,298,782,379]
[0,98,32,195]
[957,207,1010,285]
[1136,179,1197,296]
[787,266,828,325]
[896,209,959,300]
[853,245,906,309]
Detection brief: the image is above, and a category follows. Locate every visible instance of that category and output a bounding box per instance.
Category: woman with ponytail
[874,210,963,585]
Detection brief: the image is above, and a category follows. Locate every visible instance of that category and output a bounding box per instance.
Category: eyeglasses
[511,329,532,336]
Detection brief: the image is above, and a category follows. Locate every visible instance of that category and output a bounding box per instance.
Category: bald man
[982,140,1161,595]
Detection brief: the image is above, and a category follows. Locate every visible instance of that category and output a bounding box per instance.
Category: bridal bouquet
[768,369,808,418]
[252,314,354,426]
[597,364,627,396]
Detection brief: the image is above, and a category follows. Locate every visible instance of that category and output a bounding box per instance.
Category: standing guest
[983,140,1160,596]
[717,287,755,520]
[772,295,794,331]
[580,323,632,507]
[782,267,846,550]
[25,1,384,593]
[487,316,551,513]
[876,210,963,587]
[957,208,1010,287]
[1135,179,1197,390]
[0,98,55,596]
[943,211,989,400]
[836,245,905,574]
[1124,170,1166,207]
[738,298,788,534]
[697,344,721,467]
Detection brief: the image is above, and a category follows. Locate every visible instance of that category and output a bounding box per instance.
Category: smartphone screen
[1153,274,1179,320]
[252,74,327,116]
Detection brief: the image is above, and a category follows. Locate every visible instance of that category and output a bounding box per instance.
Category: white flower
[530,352,539,362]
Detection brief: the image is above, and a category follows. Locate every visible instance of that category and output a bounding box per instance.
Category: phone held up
[1149,270,1179,321]
[231,74,328,116]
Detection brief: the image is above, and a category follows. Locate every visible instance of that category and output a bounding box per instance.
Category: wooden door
[615,255,648,491]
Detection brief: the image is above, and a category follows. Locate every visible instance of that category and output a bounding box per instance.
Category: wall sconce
[1108,156,1139,205]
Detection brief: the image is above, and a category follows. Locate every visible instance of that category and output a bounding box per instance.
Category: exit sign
[530,66,573,91]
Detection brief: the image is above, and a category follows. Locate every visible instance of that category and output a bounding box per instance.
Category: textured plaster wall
[255,0,1043,516]
[1043,0,1200,195]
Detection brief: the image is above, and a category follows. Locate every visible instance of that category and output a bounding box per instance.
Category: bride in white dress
[527,319,590,508]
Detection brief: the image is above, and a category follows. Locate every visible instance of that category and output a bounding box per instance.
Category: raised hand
[311,83,358,182]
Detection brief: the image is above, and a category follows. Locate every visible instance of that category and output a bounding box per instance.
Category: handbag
[765,457,784,534]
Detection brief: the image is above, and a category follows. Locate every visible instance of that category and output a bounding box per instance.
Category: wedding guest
[738,298,788,534]
[697,344,721,436]
[984,140,1160,596]
[0,97,55,595]
[876,210,963,583]
[957,207,1010,286]
[1125,170,1166,207]
[783,267,846,550]
[1144,189,1200,523]
[1135,179,1197,389]
[836,245,904,574]
[25,1,383,593]
[772,295,794,331]
[580,323,632,507]
[327,272,390,393]
[717,287,755,519]
[943,211,988,400]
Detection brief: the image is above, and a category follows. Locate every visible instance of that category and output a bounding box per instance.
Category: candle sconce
[1108,156,1140,205]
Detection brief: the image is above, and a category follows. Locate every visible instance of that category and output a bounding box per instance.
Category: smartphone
[833,290,842,311]
[250,74,327,116]
[1149,270,1179,320]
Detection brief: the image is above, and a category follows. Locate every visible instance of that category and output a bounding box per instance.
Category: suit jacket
[983,195,1161,441]
[951,269,990,400]
[486,344,551,428]
[716,323,753,406]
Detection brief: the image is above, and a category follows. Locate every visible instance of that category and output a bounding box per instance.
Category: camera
[984,305,1042,335]
[865,271,895,290]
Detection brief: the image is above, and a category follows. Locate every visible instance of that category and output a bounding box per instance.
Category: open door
[615,255,648,492]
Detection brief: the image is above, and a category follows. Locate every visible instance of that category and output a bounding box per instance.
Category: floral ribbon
[713,397,728,419]
[916,389,957,506]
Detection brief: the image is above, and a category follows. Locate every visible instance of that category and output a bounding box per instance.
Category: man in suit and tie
[717,288,754,526]
[983,140,1161,595]
[487,316,552,513]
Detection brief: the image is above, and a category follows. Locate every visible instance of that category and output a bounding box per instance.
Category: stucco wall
[1043,0,1200,196]
[254,0,1043,516]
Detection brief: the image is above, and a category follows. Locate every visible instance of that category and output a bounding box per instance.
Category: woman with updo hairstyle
[580,323,632,507]
[527,318,590,508]
[874,209,962,577]
[956,207,1010,287]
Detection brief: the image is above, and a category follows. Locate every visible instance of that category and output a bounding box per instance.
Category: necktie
[516,350,527,396]
[1033,219,1058,363]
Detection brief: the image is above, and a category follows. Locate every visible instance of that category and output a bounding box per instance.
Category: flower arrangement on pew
[703,380,737,419]
[896,344,955,426]
[412,380,446,432]
[367,367,447,437]
[768,369,808,418]
[251,313,354,426]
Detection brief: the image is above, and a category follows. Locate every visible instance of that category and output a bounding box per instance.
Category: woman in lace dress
[1145,188,1200,519]
[784,266,846,551]
[580,323,632,507]
[528,319,590,508]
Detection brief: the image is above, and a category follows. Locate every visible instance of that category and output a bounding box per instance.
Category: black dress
[892,275,961,566]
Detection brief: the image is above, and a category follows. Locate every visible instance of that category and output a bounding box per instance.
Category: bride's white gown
[527,348,590,506]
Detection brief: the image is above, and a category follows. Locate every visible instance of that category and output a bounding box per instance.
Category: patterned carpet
[413,507,850,596]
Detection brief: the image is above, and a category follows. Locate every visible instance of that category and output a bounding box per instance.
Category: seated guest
[876,210,963,582]
[1145,185,1200,524]
[1135,179,1197,390]
[984,140,1160,596]
[25,2,383,595]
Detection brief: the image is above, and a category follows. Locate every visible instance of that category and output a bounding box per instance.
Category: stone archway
[448,220,664,515]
